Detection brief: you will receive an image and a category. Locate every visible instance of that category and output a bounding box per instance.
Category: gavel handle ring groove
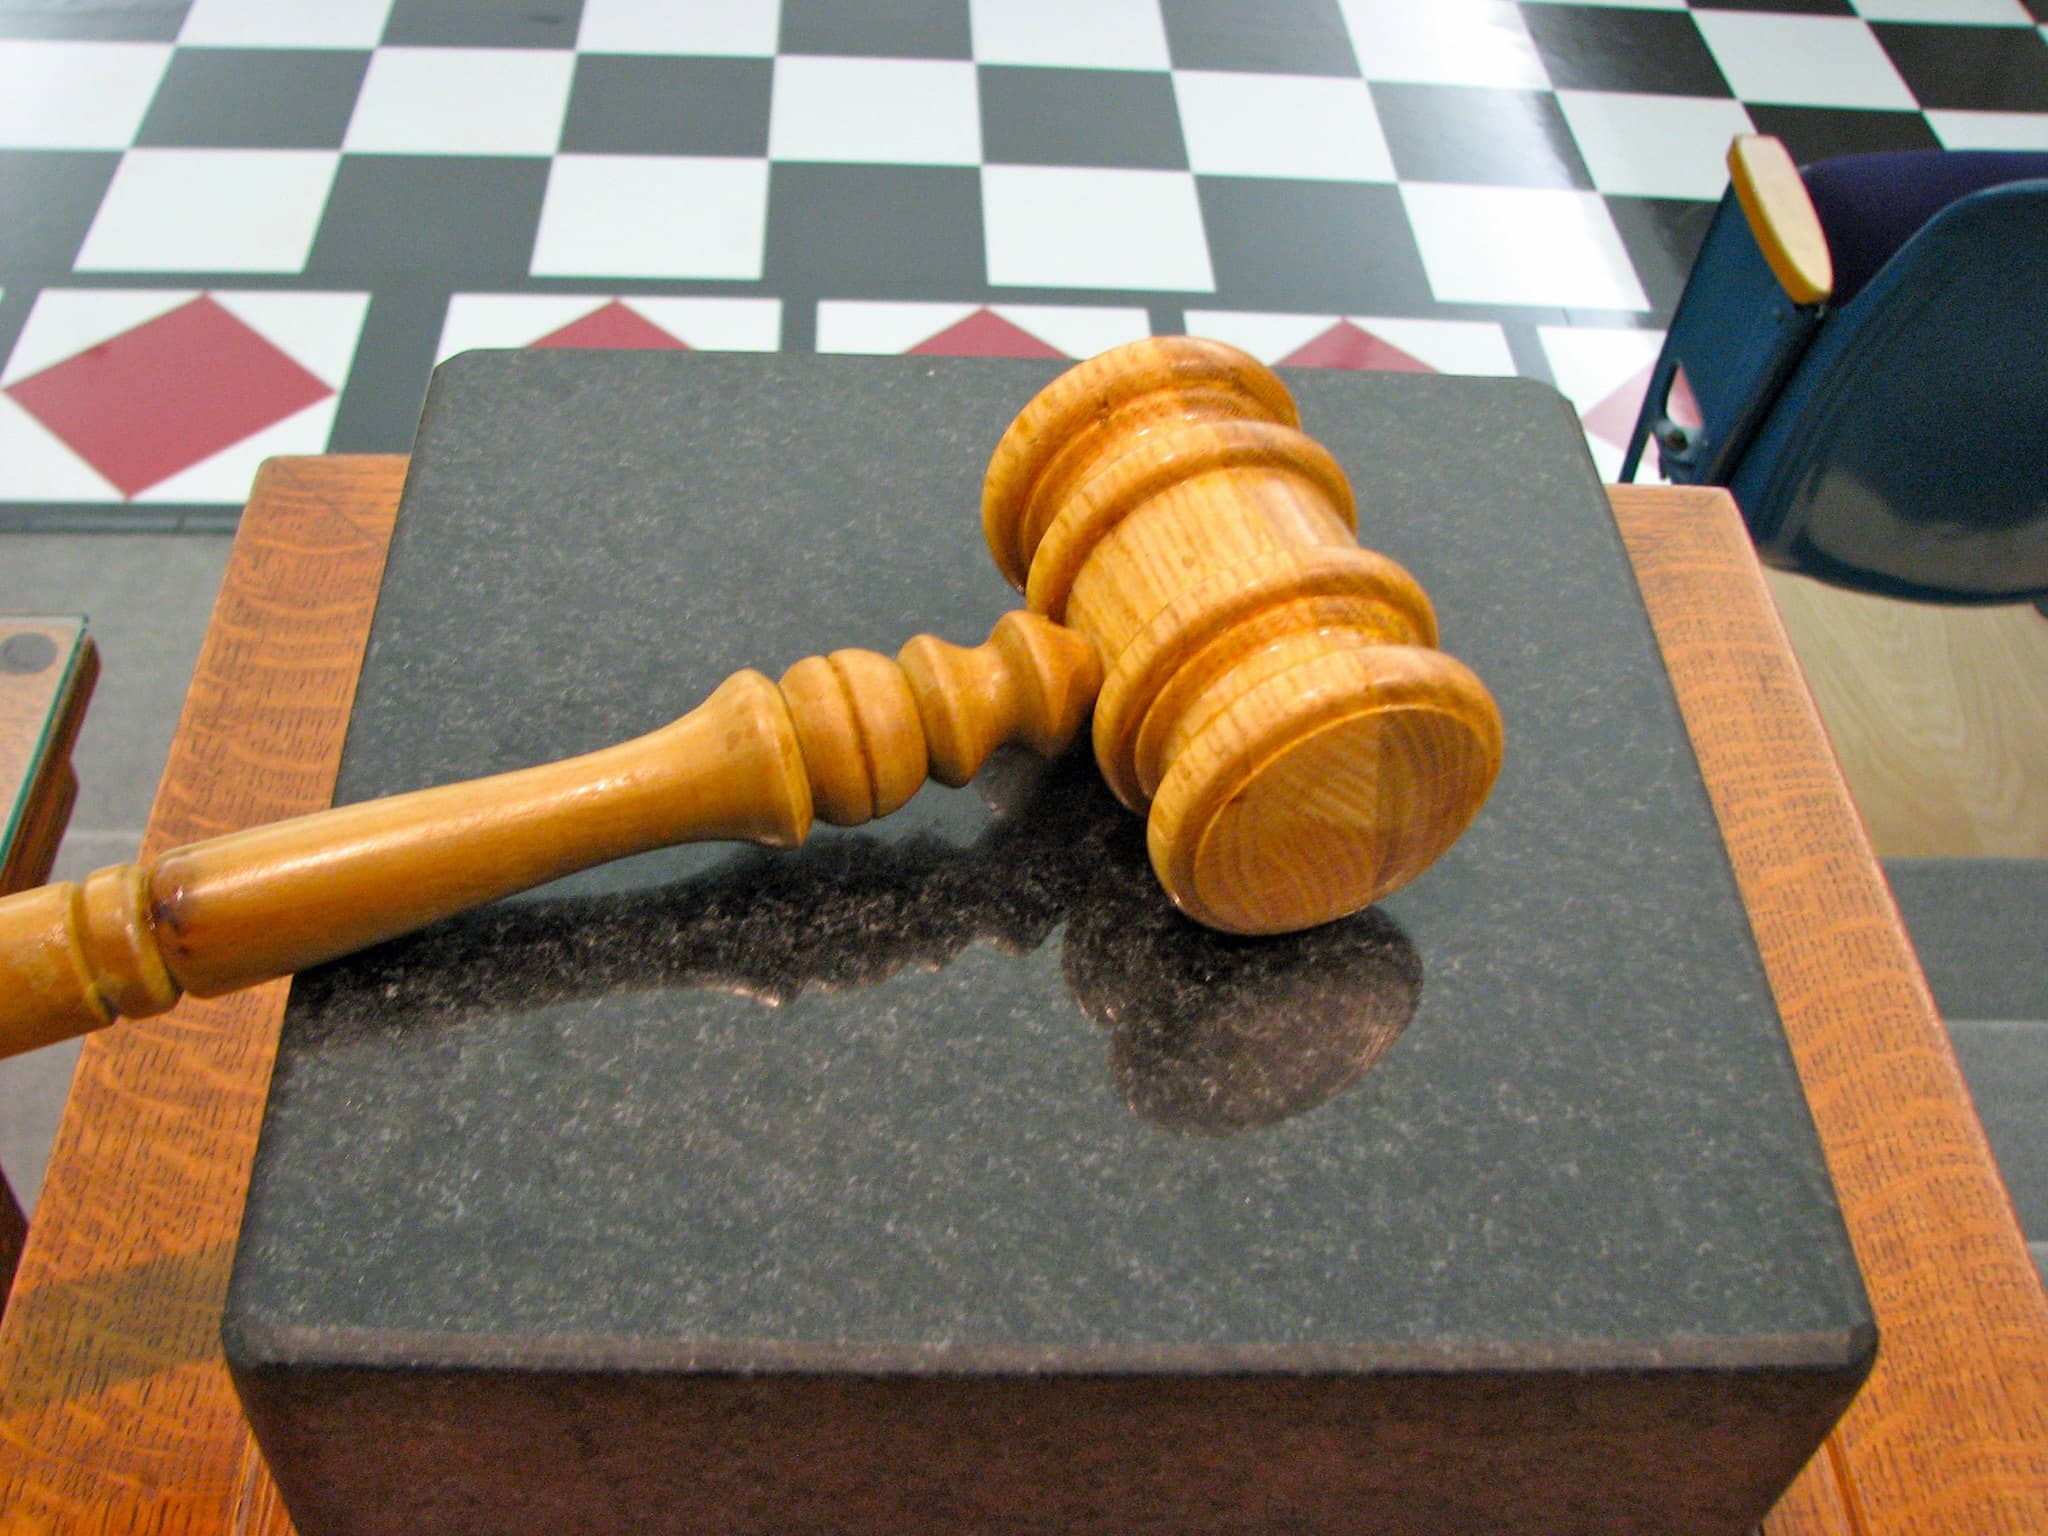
[0,613,1099,1057]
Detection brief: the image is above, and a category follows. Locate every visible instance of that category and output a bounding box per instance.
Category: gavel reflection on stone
[0,337,1503,1059]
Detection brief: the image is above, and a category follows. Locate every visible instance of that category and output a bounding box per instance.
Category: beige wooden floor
[1763,572,2048,860]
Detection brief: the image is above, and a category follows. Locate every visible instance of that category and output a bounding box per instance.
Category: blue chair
[1622,137,2048,605]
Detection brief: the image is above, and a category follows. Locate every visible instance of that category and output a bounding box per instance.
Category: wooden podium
[0,408,2042,1529]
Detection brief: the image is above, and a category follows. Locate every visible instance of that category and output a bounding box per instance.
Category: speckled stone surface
[223,353,1873,1535]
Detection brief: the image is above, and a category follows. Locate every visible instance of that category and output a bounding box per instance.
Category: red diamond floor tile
[909,308,1067,359]
[531,300,689,350]
[1278,320,1432,372]
[4,296,334,498]
[1582,358,1701,449]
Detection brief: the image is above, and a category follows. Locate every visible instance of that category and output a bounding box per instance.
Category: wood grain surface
[0,466,2039,1535]
[0,457,403,1536]
[1612,485,2048,1536]
[1728,135,1832,305]
[0,609,1099,1056]
[984,337,1503,935]
[1761,567,2048,859]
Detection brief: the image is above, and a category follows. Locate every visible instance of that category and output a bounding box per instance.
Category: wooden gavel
[0,338,1502,1059]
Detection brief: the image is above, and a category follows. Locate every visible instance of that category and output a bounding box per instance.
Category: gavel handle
[0,612,1099,1058]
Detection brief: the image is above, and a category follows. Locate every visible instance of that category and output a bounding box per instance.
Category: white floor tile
[0,42,170,150]
[969,0,1171,70]
[532,156,770,279]
[816,300,1150,354]
[1538,323,1666,479]
[1558,92,1754,201]
[998,304,1153,356]
[983,166,1214,291]
[1402,183,1647,309]
[138,396,340,504]
[439,294,781,355]
[1181,310,1333,361]
[627,297,782,349]
[1187,310,1517,374]
[1579,431,1627,481]
[1336,0,1550,89]
[1174,72,1394,182]
[1927,110,2048,150]
[1538,324,1662,406]
[210,291,372,389]
[1518,0,1682,9]
[577,0,782,55]
[179,0,395,47]
[817,300,977,353]
[0,396,121,501]
[1342,315,1517,374]
[1,289,195,382]
[1694,14,1916,111]
[438,294,616,357]
[769,56,981,165]
[345,47,575,156]
[1853,0,2032,21]
[75,151,340,273]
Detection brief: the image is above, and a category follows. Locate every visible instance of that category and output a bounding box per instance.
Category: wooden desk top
[0,461,2041,1534]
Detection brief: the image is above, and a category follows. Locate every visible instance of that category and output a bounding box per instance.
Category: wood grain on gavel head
[983,336,1504,935]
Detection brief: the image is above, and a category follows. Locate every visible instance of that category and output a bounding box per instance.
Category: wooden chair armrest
[1729,135,1834,306]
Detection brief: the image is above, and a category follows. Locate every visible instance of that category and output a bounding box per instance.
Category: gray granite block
[224,352,1873,1536]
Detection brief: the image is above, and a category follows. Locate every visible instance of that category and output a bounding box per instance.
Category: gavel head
[981,336,1504,937]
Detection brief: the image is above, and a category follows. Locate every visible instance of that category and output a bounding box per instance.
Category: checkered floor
[4,0,2048,527]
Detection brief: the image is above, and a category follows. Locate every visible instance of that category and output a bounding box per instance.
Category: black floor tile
[1197,177,1433,314]
[1160,0,1358,76]
[1375,83,1592,190]
[381,0,582,48]
[765,163,985,298]
[1604,195,1717,322]
[135,48,370,150]
[1503,322,1559,386]
[778,0,971,59]
[0,150,118,273]
[561,55,772,157]
[980,67,1186,169]
[0,283,30,384]
[306,156,552,286]
[1687,0,1853,13]
[0,0,185,38]
[1743,104,1941,166]
[1874,21,2048,114]
[326,285,446,454]
[1523,5,1732,97]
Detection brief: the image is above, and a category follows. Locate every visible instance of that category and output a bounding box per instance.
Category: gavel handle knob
[0,612,1098,1057]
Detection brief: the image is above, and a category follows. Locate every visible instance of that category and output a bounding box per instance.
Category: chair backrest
[1733,177,2048,602]
[1804,149,2048,307]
